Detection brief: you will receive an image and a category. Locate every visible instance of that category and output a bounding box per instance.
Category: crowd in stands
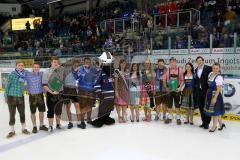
[0,1,134,56]
[1,0,240,57]
[152,0,240,50]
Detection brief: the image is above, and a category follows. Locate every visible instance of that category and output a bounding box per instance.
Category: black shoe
[204,125,209,130]
[92,119,104,128]
[79,122,86,129]
[39,125,48,131]
[56,124,61,129]
[103,116,115,125]
[177,119,182,125]
[184,121,189,124]
[164,118,172,124]
[209,127,217,132]
[218,124,226,131]
[67,122,73,129]
[199,124,204,128]
[32,126,38,134]
[87,120,93,125]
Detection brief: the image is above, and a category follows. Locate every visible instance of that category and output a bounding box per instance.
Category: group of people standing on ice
[114,56,225,132]
[4,54,226,139]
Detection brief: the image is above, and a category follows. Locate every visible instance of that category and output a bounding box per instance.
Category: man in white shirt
[194,56,212,129]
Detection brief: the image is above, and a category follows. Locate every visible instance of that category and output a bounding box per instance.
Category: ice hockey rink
[0,93,239,160]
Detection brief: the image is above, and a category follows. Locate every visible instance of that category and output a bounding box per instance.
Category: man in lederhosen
[77,57,96,129]
[42,56,65,132]
[163,57,184,125]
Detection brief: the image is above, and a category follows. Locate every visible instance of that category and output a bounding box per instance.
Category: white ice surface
[0,93,239,160]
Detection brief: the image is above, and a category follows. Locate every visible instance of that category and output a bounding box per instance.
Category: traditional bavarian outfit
[114,69,129,106]
[129,73,141,106]
[155,66,168,106]
[163,66,184,124]
[140,71,155,108]
[204,72,225,116]
[181,74,196,110]
[77,65,96,109]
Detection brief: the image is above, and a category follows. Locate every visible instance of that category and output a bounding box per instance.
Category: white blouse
[208,72,224,86]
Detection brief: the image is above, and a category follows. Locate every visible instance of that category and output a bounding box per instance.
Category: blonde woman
[114,59,129,123]
[129,63,141,122]
[204,63,225,132]
[140,60,155,122]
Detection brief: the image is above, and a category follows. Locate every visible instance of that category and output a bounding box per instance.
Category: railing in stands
[99,8,201,34]
[100,17,141,34]
[154,8,201,30]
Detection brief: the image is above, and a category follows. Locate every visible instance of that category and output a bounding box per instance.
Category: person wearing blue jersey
[92,52,115,128]
[63,60,81,129]
[77,57,96,129]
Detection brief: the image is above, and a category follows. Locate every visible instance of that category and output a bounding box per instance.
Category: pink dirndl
[114,69,129,106]
[140,82,154,106]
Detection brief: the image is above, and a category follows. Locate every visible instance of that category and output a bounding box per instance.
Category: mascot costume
[92,52,115,128]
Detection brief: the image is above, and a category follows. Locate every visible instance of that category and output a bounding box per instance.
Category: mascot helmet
[98,51,114,65]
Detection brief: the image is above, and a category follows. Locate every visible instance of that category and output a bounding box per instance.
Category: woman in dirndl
[204,63,225,132]
[129,63,141,122]
[114,59,129,123]
[140,60,155,122]
[181,63,196,125]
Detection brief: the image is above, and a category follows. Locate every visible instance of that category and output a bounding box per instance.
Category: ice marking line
[0,129,66,153]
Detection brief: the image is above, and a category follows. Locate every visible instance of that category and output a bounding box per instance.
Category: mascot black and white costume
[92,52,115,128]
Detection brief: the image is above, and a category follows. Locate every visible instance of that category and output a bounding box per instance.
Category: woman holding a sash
[140,60,155,122]
[114,59,129,123]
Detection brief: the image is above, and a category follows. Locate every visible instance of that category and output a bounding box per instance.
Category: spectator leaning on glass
[42,56,65,132]
[25,63,48,133]
[5,61,30,138]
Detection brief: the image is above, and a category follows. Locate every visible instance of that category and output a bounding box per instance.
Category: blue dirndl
[204,74,225,116]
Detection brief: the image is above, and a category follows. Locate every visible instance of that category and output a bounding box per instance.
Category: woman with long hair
[140,60,155,122]
[204,63,225,132]
[181,63,196,125]
[129,63,141,122]
[114,59,129,123]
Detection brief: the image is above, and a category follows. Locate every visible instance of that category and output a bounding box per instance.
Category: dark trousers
[196,89,211,126]
[7,96,25,126]
[97,99,114,119]
[168,92,181,108]
[46,92,63,118]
